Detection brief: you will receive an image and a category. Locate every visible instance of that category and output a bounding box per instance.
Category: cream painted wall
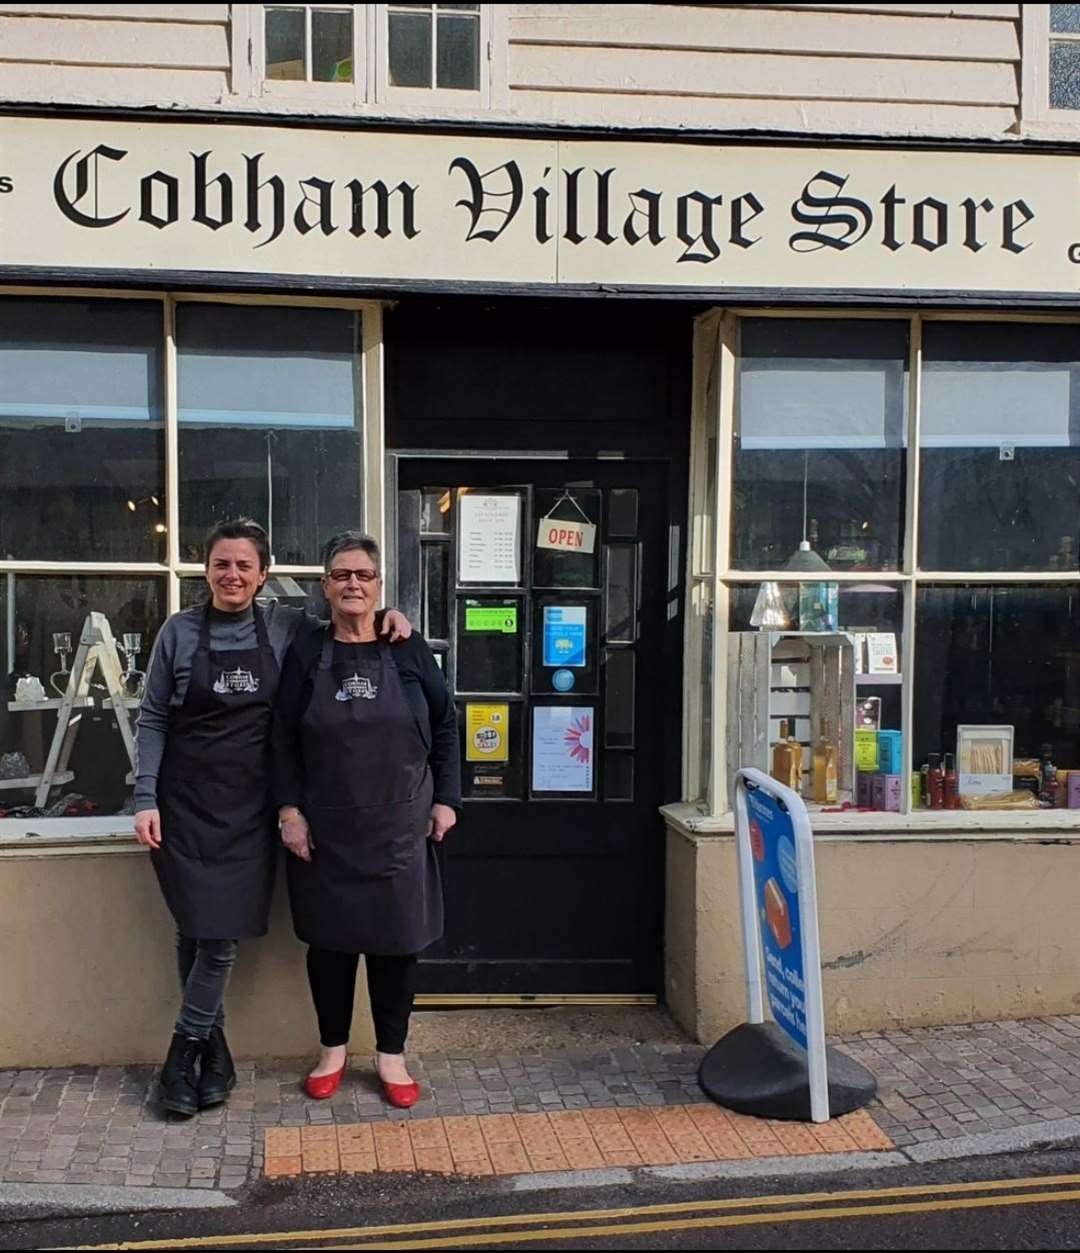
[0,848,376,1069]
[0,4,1027,140]
[665,827,1080,1045]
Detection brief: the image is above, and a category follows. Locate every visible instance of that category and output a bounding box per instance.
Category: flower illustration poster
[532,706,594,793]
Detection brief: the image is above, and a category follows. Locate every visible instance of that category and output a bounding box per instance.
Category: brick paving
[3,1015,1080,1190]
[262,1106,892,1179]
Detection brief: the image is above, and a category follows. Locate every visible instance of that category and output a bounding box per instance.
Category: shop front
[4,109,1080,1066]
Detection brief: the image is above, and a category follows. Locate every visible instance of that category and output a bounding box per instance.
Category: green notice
[466,606,518,634]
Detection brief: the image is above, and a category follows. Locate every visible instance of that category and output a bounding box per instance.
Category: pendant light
[785,449,831,573]
[750,449,829,629]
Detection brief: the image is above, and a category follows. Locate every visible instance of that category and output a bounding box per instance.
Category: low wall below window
[0,845,376,1069]
[665,818,1080,1044]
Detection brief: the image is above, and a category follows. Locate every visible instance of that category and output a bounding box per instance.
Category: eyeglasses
[327,568,379,584]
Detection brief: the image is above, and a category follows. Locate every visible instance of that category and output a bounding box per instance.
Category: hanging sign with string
[536,491,597,555]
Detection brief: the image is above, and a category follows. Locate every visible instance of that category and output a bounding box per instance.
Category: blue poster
[745,784,808,1052]
[543,605,587,668]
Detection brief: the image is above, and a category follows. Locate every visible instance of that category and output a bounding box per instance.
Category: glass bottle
[943,752,959,810]
[928,753,945,809]
[812,720,838,804]
[771,718,801,792]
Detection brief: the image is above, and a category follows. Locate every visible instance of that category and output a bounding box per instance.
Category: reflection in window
[388,2,481,90]
[266,4,353,82]
[921,323,1080,572]
[915,585,1080,807]
[733,319,907,571]
[0,575,165,817]
[177,304,363,566]
[0,298,165,562]
[1050,6,1080,109]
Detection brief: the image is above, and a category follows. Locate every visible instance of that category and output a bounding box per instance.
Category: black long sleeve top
[271,626,462,813]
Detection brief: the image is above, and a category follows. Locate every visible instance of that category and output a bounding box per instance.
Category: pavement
[5,1009,1080,1218]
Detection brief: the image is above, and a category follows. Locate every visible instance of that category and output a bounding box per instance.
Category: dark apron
[286,635,442,955]
[152,603,279,940]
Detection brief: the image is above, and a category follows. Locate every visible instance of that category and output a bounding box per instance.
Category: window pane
[0,575,165,818]
[1051,5,1080,34]
[733,319,907,572]
[457,597,523,693]
[915,585,1080,809]
[604,751,634,801]
[181,573,326,616]
[266,6,305,80]
[422,542,450,640]
[534,488,601,589]
[421,488,451,534]
[312,8,352,82]
[604,648,635,748]
[605,544,638,642]
[1051,40,1080,110]
[921,322,1080,572]
[437,13,480,89]
[608,489,639,538]
[0,298,164,563]
[389,10,433,86]
[177,305,362,566]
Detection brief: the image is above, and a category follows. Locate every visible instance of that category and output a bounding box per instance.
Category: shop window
[1050,5,1080,109]
[0,299,165,563]
[388,2,480,90]
[0,575,165,821]
[732,319,907,573]
[915,585,1080,810]
[176,304,364,567]
[263,3,356,83]
[920,322,1080,573]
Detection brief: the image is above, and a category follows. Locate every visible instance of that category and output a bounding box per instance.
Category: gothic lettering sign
[1,115,1078,295]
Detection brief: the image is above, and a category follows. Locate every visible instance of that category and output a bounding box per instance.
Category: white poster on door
[458,493,521,584]
[532,705,594,793]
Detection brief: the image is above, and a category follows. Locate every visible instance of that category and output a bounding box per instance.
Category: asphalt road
[6,1147,1080,1251]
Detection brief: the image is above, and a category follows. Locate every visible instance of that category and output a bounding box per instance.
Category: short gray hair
[321,530,381,575]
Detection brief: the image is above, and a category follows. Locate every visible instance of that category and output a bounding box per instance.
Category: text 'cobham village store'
[5,110,1080,1067]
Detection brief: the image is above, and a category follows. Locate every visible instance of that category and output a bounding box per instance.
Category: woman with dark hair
[273,531,460,1108]
[133,519,411,1116]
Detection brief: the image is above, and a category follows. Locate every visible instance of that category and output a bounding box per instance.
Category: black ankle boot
[159,1032,202,1117]
[198,1025,237,1109]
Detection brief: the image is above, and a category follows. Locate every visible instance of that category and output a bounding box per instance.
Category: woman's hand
[279,807,313,862]
[134,809,162,850]
[428,803,457,843]
[381,609,413,642]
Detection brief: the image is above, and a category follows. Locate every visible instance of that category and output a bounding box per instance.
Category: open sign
[537,517,597,554]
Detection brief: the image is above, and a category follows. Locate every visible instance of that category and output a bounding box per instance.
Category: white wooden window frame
[0,288,386,846]
[1021,3,1080,137]
[248,2,369,107]
[375,3,503,113]
[685,305,1080,825]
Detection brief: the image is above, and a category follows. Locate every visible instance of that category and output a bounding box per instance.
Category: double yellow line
[62,1174,1080,1251]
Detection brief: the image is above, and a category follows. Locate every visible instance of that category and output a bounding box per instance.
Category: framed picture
[957,725,1014,796]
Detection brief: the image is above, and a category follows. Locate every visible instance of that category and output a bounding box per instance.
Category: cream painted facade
[5,5,1080,1069]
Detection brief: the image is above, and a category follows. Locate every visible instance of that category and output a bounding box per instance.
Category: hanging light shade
[785,540,832,573]
[750,580,790,629]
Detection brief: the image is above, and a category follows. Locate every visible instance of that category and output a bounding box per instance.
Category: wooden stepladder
[32,612,138,807]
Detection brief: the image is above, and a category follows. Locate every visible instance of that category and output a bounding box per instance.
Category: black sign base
[698,1021,877,1122]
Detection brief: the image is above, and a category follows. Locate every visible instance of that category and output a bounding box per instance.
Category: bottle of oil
[771,718,801,792]
[812,719,839,804]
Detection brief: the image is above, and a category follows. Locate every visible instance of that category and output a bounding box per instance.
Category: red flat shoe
[381,1079,421,1109]
[304,1063,346,1100]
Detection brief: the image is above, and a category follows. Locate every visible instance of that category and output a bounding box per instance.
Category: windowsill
[0,817,137,855]
[661,801,1080,842]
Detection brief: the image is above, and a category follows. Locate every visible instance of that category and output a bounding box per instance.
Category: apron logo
[335,672,379,701]
[212,667,260,695]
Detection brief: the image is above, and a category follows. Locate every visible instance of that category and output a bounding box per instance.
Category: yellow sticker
[466,703,510,763]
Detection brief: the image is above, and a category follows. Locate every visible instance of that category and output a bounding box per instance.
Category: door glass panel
[605,544,638,642]
[534,487,602,588]
[604,752,634,801]
[456,488,524,586]
[461,699,524,799]
[609,489,639,538]
[456,597,523,693]
[530,702,596,798]
[422,543,450,640]
[604,648,635,748]
[533,597,598,695]
[422,487,452,534]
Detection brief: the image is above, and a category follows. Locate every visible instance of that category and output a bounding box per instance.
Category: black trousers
[306,948,418,1053]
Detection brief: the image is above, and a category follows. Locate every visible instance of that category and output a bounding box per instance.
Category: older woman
[134,518,410,1117]
[274,531,460,1108]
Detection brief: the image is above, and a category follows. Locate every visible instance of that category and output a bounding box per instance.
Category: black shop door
[393,457,680,997]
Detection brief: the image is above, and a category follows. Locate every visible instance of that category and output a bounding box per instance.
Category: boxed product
[857,771,875,808]
[855,729,880,772]
[799,582,839,632]
[877,730,903,775]
[872,773,902,812]
[1069,773,1080,809]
